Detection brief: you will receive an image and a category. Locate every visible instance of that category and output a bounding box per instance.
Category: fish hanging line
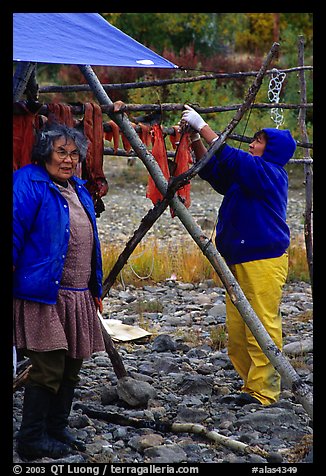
[268,68,287,128]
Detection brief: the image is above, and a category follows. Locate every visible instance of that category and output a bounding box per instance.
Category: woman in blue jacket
[181,105,296,407]
[13,122,105,459]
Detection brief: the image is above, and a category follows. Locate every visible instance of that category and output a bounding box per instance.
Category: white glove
[182,105,207,132]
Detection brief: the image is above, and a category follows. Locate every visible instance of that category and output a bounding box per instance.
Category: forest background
[37,12,313,142]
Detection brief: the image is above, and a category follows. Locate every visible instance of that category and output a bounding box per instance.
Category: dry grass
[102,238,223,287]
[287,235,310,283]
[102,233,310,287]
[209,324,228,351]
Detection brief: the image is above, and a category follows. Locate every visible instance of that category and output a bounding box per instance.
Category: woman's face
[248,134,267,157]
[45,136,80,182]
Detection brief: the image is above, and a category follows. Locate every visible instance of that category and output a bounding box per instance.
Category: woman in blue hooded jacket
[181,105,296,407]
[13,122,105,460]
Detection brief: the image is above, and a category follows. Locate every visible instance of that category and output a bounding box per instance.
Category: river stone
[129,433,164,451]
[235,407,298,430]
[144,444,187,463]
[100,385,119,405]
[283,338,313,355]
[152,334,177,352]
[176,405,208,423]
[116,376,156,407]
[178,374,213,396]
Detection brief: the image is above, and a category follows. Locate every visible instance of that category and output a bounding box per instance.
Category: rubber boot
[17,385,71,460]
[47,384,86,452]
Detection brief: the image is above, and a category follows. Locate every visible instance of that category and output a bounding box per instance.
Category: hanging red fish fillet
[146,125,192,214]
[47,103,74,127]
[138,123,152,147]
[169,126,181,150]
[121,134,132,154]
[13,111,37,170]
[104,120,120,153]
[170,132,192,217]
[13,100,70,171]
[120,122,137,153]
[174,132,192,208]
[83,103,109,216]
[146,124,170,205]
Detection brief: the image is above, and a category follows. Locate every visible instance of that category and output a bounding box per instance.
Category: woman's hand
[181,105,207,131]
[113,100,126,112]
[94,297,103,313]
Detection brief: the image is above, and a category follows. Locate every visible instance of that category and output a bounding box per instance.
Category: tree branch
[74,402,271,458]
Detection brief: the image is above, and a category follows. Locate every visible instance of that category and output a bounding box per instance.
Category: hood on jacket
[261,128,296,166]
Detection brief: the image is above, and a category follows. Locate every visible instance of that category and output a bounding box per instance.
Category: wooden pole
[100,102,313,113]
[101,198,170,298]
[273,13,280,44]
[13,101,313,115]
[298,35,313,291]
[12,102,314,150]
[79,42,313,420]
[13,62,36,102]
[99,320,127,378]
[38,66,313,94]
[103,146,313,162]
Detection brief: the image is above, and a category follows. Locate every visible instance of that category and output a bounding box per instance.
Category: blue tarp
[13,13,178,69]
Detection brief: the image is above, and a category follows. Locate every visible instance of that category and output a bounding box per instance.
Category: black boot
[47,384,86,452]
[17,385,71,460]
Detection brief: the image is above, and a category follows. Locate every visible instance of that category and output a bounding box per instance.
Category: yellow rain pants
[225,253,288,405]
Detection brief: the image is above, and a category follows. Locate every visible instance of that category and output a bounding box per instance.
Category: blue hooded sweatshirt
[198,128,296,265]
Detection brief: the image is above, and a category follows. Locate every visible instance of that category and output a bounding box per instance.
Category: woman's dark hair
[253,130,268,142]
[31,122,88,165]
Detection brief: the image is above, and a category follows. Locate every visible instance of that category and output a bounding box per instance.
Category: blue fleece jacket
[198,128,296,265]
[13,164,103,304]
